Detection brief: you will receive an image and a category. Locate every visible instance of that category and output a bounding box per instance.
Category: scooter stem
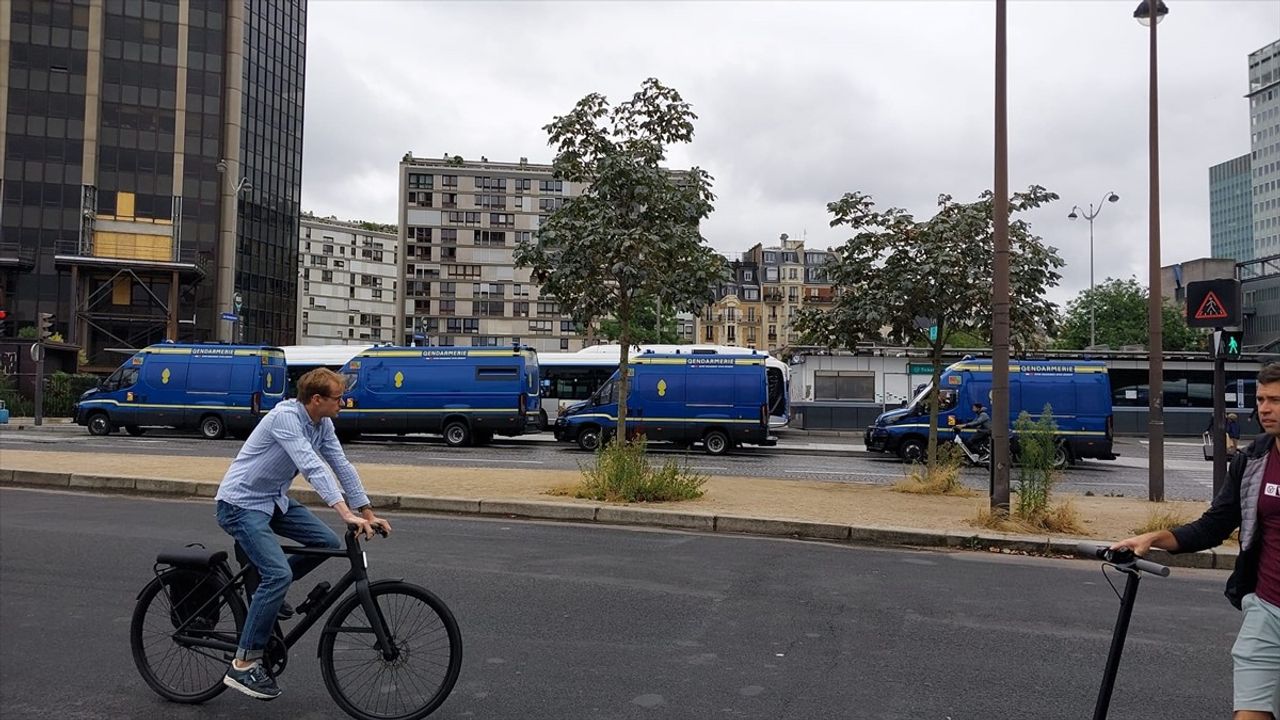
[1093,569,1142,720]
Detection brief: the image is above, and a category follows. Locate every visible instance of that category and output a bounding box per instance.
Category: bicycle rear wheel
[319,581,462,720]
[130,567,246,703]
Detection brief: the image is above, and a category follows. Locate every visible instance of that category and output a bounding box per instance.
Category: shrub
[893,442,975,496]
[1013,406,1058,522]
[568,436,707,503]
[1131,506,1192,536]
[0,370,100,418]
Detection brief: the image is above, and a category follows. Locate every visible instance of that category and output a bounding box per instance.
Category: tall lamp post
[216,159,252,343]
[1136,0,1168,503]
[1067,191,1120,347]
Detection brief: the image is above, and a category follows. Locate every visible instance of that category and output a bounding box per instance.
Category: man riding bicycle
[957,402,991,454]
[215,367,392,701]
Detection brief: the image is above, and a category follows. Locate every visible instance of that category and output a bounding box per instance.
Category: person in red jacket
[1112,364,1280,720]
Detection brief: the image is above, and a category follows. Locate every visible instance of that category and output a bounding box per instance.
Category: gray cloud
[302,0,1278,308]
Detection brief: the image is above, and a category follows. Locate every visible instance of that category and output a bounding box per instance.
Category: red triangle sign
[1193,291,1229,321]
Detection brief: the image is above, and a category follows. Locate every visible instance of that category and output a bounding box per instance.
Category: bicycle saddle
[156,549,228,569]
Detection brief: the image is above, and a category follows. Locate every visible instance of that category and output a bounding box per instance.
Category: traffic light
[38,312,54,341]
[0,309,9,337]
[1222,330,1244,359]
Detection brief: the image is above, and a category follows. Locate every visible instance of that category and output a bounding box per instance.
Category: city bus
[537,343,790,430]
[280,344,373,398]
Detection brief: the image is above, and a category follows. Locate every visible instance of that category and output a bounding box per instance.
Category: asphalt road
[0,424,1219,500]
[0,488,1240,720]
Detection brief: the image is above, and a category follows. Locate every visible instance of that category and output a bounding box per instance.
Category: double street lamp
[1067,191,1120,347]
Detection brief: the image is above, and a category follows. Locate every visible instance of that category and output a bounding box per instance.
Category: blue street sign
[220,312,238,322]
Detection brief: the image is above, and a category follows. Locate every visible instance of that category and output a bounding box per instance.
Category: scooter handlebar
[1078,543,1171,577]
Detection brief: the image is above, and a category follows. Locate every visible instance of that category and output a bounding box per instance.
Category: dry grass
[1130,505,1193,536]
[974,496,1089,536]
[892,445,977,497]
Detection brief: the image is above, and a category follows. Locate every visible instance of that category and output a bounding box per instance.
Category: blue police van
[554,351,777,455]
[863,358,1116,467]
[335,345,540,446]
[74,344,287,439]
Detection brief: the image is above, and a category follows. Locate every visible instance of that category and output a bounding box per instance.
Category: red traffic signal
[0,309,7,320]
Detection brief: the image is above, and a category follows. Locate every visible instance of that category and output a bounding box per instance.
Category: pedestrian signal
[1221,330,1243,359]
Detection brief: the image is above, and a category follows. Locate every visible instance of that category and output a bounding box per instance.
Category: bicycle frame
[168,529,399,663]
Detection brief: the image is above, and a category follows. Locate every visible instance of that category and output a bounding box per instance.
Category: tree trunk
[925,319,946,468]
[616,308,631,443]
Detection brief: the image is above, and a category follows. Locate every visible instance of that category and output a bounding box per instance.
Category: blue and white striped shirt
[215,399,370,515]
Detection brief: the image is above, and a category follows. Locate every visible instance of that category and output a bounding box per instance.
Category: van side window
[342,372,358,392]
[476,366,518,381]
[120,367,139,388]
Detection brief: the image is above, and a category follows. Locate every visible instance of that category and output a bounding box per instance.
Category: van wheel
[538,409,549,431]
[87,413,113,436]
[1053,443,1072,470]
[898,438,925,463]
[443,420,471,447]
[199,415,226,440]
[703,429,730,456]
[124,425,146,437]
[577,425,603,452]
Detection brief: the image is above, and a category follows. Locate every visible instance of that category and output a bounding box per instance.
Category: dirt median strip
[0,449,1232,570]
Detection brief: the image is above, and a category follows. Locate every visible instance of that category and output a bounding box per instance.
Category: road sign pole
[1211,327,1228,495]
[33,345,44,427]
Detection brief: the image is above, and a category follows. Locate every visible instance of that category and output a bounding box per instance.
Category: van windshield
[907,385,955,415]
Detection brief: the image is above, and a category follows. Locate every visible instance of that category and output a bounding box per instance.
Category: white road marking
[418,456,544,465]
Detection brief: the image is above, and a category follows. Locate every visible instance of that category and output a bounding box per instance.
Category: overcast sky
[301,0,1278,308]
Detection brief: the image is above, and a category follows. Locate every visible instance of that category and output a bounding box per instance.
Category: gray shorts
[1233,593,1280,715]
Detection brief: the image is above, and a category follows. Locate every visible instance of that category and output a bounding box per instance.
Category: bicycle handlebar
[345,523,389,539]
[1078,543,1171,577]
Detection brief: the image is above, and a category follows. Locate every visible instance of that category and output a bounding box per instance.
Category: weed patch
[566,436,707,503]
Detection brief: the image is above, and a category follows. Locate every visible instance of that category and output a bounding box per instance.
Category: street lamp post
[1135,0,1168,503]
[216,159,252,343]
[1067,191,1120,347]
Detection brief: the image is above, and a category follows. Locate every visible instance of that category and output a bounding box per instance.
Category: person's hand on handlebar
[1109,529,1177,557]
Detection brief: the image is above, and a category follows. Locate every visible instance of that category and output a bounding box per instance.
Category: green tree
[1052,277,1205,351]
[514,78,727,439]
[597,297,683,344]
[794,186,1064,465]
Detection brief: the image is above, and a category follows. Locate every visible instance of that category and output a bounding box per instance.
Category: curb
[0,469,1235,571]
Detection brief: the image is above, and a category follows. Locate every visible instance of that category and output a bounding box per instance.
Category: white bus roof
[541,343,786,371]
[280,344,374,367]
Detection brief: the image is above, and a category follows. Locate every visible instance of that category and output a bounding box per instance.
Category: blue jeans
[215,499,340,661]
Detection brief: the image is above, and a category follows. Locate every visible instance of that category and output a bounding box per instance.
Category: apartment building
[297,216,399,344]
[697,234,834,353]
[1250,40,1280,257]
[397,153,589,352]
[1210,154,1253,264]
[0,0,307,367]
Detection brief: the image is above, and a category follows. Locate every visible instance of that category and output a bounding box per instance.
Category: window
[539,179,564,193]
[765,267,779,282]
[513,178,531,191]
[513,301,529,317]
[764,252,777,263]
[322,244,333,255]
[560,338,570,350]
[538,197,564,213]
[789,268,798,280]
[440,282,456,295]
[536,301,559,316]
[744,288,760,301]
[490,213,514,227]
[476,365,518,379]
[744,269,754,281]
[442,175,457,188]
[447,264,481,278]
[529,319,553,333]
[477,300,505,316]
[477,194,505,209]
[814,371,875,401]
[440,228,457,243]
[321,270,333,282]
[409,226,431,242]
[408,173,433,189]
[512,283,529,297]
[439,299,456,315]
[560,320,576,333]
[442,193,457,208]
[409,191,432,207]
[477,230,506,246]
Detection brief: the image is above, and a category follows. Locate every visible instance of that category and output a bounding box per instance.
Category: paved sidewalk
[0,447,1233,572]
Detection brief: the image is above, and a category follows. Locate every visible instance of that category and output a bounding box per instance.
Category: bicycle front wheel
[130,567,246,703]
[319,581,463,720]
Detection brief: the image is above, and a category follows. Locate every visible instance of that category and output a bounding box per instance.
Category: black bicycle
[1078,543,1170,720]
[130,525,462,720]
